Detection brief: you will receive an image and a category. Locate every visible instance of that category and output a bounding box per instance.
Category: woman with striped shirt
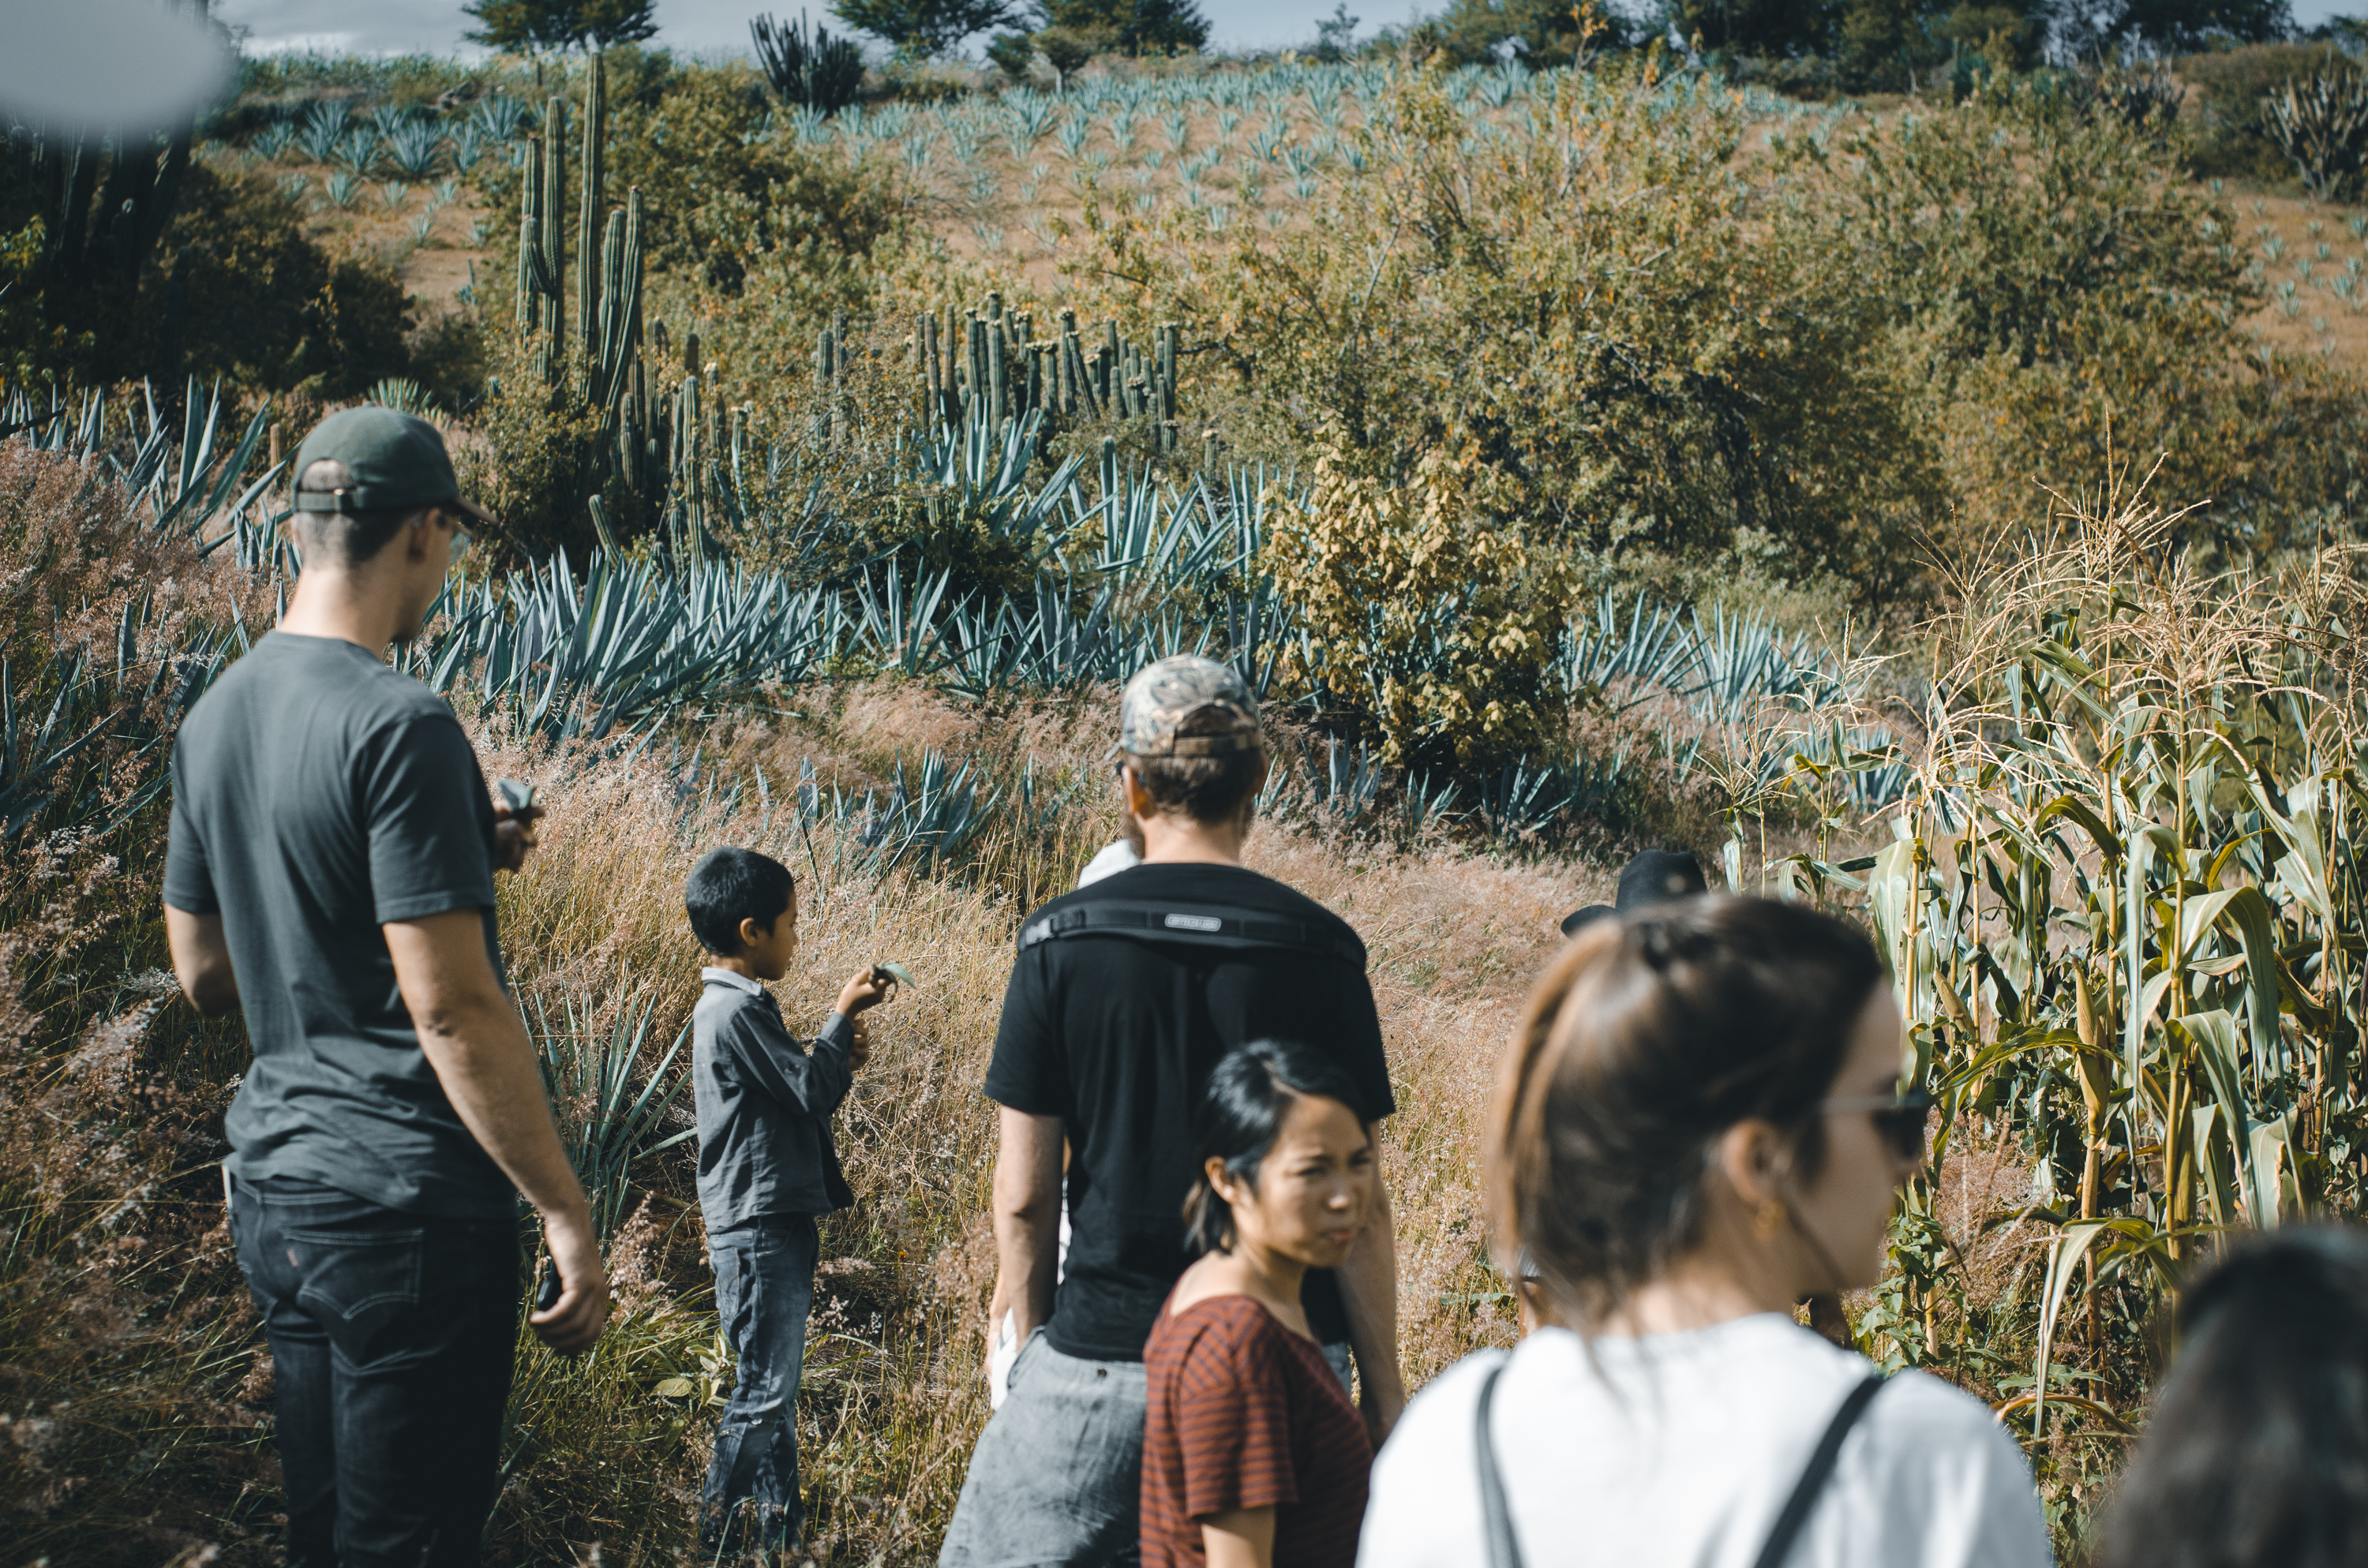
[1141,1040,1378,1568]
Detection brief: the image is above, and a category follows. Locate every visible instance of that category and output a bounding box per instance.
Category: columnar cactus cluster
[896,294,1183,452]
[511,55,736,550]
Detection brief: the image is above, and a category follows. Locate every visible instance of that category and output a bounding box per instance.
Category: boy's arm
[726,1001,856,1117]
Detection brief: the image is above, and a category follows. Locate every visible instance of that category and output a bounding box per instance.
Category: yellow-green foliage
[1073,64,1931,594]
[1264,438,1577,767]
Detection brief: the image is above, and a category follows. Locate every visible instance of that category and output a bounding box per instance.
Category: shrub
[602,66,905,300]
[1080,67,1927,602]
[1825,82,2364,566]
[2178,40,2341,182]
[1263,437,1578,769]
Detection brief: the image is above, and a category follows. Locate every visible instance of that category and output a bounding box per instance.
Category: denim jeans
[703,1215,820,1551]
[228,1174,519,1568]
[938,1330,1152,1568]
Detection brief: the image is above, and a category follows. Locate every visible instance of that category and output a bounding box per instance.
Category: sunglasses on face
[1817,1088,1934,1162]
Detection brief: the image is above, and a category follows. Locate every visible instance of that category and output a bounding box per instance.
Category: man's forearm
[991,1202,1059,1338]
[1339,1184,1406,1421]
[415,997,590,1222]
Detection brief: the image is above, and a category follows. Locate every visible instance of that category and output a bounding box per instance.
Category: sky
[212,0,2353,61]
[212,0,1439,58]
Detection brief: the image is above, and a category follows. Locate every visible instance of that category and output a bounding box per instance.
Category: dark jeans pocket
[284,1226,425,1364]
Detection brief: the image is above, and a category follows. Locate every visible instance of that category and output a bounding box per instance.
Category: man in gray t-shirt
[164,406,606,1568]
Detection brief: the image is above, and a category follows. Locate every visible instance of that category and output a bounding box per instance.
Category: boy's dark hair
[295,458,422,567]
[685,848,796,956]
[1182,1038,1367,1256]
[1125,713,1268,827]
[2095,1226,2368,1568]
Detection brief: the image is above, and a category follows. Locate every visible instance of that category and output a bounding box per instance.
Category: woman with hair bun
[1360,896,2048,1568]
[1141,1039,1379,1568]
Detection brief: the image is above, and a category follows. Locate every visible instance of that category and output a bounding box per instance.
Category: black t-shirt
[984,862,1395,1363]
[163,632,515,1218]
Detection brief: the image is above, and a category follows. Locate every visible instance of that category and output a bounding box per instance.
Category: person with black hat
[1559,848,1711,937]
[163,406,606,1567]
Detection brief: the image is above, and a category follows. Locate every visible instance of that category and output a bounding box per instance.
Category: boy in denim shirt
[686,848,895,1555]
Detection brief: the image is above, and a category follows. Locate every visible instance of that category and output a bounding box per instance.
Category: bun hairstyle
[1487,895,1887,1327]
[1183,1039,1368,1256]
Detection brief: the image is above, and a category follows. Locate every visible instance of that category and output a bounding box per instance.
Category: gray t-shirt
[164,631,515,1218]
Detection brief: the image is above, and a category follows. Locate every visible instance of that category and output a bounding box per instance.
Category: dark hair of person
[684,848,796,956]
[1182,1039,1367,1257]
[294,458,425,567]
[1486,895,1887,1327]
[1125,713,1268,828]
[2093,1226,2368,1568]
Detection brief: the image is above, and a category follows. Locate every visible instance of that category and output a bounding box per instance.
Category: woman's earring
[1753,1196,1789,1239]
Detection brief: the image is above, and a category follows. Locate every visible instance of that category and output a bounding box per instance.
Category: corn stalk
[1838,472,2366,1440]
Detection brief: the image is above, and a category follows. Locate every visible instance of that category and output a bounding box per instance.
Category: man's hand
[387,909,609,1354]
[530,1203,612,1353]
[164,904,240,1016]
[492,799,543,873]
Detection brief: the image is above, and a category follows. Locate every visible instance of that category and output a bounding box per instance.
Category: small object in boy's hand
[497,777,536,814]
[872,961,916,990]
[535,1257,562,1312]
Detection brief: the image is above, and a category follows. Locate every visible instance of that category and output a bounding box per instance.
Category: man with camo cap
[939,655,1405,1566]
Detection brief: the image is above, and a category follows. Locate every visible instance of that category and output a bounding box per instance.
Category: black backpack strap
[1474,1358,1526,1568]
[1017,897,1366,968]
[1751,1375,1888,1568]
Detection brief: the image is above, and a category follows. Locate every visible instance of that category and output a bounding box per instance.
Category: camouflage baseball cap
[291,405,493,522]
[1117,655,1261,758]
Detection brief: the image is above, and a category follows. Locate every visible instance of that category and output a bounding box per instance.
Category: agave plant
[530,992,694,1241]
[472,93,532,141]
[298,99,351,161]
[385,118,444,178]
[2263,63,2368,203]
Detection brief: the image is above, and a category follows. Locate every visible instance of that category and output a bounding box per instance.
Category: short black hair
[685,848,796,956]
[295,458,422,567]
[2095,1226,2368,1568]
[1182,1039,1366,1256]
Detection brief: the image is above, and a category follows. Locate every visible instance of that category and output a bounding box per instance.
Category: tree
[463,0,659,52]
[1032,0,1210,55]
[831,0,1017,54]
[1664,0,1842,56]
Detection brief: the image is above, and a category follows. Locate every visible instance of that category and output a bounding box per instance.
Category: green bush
[2178,41,2342,183]
[1083,65,1929,601]
[602,65,905,300]
[0,155,418,398]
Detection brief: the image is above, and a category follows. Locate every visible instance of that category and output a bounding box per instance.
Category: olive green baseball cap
[290,405,493,522]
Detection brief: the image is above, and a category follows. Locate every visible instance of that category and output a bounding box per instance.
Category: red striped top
[1141,1290,1374,1568]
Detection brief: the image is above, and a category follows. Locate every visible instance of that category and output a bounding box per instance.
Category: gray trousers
[937,1330,1355,1568]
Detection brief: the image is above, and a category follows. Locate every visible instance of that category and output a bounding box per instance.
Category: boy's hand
[848,1010,873,1071]
[835,968,890,1017]
[492,801,543,873]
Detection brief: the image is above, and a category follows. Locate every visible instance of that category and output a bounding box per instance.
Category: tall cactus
[883,298,1186,458]
[511,54,660,540]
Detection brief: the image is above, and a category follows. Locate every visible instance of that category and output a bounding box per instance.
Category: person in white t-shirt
[1360,896,2049,1568]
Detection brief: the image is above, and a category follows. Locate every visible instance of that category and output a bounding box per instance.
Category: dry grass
[440,683,1610,1562]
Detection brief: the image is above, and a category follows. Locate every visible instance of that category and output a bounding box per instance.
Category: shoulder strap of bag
[1474,1358,1526,1568]
[1749,1375,1889,1568]
[1017,897,1366,967]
